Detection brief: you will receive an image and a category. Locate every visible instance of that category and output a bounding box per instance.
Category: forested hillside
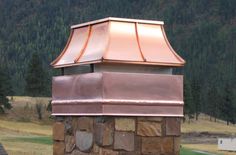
[0,0,236,122]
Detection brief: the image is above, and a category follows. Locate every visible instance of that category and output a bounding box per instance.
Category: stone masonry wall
[53,116,181,155]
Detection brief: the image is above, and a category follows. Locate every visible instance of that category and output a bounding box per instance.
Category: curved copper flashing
[52,17,185,68]
[52,72,184,116]
[51,29,74,66]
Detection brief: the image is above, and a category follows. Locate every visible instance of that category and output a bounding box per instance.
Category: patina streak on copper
[52,72,183,116]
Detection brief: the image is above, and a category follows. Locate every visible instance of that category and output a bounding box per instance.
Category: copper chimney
[51,17,185,155]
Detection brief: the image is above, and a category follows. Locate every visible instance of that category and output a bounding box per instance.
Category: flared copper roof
[51,17,185,68]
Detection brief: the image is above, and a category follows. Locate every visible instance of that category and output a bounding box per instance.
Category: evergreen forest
[0,0,236,123]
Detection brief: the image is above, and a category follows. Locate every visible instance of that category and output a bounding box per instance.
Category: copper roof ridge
[71,17,164,29]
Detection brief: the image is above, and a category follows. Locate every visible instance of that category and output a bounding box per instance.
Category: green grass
[180,148,212,155]
[4,136,52,145]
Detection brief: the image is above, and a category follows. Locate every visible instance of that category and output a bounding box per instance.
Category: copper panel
[77,22,109,63]
[52,73,103,100]
[52,72,183,116]
[53,27,90,66]
[137,24,185,64]
[102,72,183,101]
[104,21,143,61]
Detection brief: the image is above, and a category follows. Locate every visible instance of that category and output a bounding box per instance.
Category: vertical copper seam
[102,21,111,60]
[74,25,92,62]
[101,73,104,113]
[101,72,104,101]
[135,23,146,62]
[161,26,185,64]
[51,29,74,66]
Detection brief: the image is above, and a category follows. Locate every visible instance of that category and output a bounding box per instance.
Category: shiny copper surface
[137,24,185,64]
[77,22,109,63]
[52,17,185,68]
[104,21,143,61]
[51,27,90,66]
[52,72,183,116]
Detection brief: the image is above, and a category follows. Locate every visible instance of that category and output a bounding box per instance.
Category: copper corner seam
[102,21,111,59]
[135,22,146,62]
[51,29,74,66]
[74,25,92,63]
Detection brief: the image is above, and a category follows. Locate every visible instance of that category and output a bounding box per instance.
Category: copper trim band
[53,59,184,68]
[52,99,183,105]
[52,113,183,117]
[52,103,183,117]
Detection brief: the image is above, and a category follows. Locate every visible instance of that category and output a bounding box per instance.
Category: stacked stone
[53,116,181,155]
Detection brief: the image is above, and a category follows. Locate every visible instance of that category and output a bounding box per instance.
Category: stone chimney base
[53,116,181,155]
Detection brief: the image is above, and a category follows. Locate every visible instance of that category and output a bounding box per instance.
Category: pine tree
[0,68,12,113]
[221,82,234,125]
[207,85,220,122]
[191,79,201,120]
[25,53,47,97]
[184,79,194,123]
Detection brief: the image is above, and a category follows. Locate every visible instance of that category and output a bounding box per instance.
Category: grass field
[180,147,215,155]
[0,96,52,155]
[0,119,52,135]
[182,114,236,134]
[0,124,52,155]
[182,144,236,155]
[182,114,236,155]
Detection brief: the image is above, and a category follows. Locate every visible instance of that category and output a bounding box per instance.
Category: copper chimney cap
[51,17,185,68]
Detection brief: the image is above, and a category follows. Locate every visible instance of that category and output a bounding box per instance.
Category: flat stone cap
[51,17,185,68]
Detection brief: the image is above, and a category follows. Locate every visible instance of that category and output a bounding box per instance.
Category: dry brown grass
[182,114,236,155]
[4,96,52,124]
[0,129,52,155]
[8,96,51,106]
[0,96,53,155]
[0,119,52,136]
[182,114,236,135]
